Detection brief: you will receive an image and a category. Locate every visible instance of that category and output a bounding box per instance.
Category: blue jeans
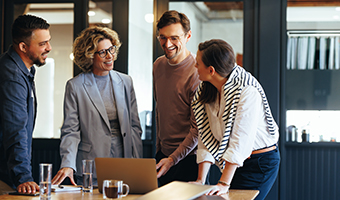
[230,148,280,200]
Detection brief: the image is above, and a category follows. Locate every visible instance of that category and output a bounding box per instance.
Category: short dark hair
[12,14,50,45]
[156,10,190,34]
[198,39,236,104]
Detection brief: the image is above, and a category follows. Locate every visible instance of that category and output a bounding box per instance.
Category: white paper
[51,185,82,192]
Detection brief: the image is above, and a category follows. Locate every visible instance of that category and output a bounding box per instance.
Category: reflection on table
[0,188,259,200]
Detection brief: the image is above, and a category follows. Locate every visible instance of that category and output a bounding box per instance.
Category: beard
[34,60,46,67]
[27,51,47,67]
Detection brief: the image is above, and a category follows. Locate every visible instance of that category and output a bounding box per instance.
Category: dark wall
[285,143,340,200]
[112,0,129,75]
[0,0,3,53]
[286,70,340,110]
[31,139,62,184]
[244,1,284,199]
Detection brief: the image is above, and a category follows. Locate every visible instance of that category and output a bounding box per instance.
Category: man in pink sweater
[153,10,200,186]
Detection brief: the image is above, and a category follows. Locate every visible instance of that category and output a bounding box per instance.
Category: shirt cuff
[16,174,34,187]
[196,149,215,164]
[222,149,246,167]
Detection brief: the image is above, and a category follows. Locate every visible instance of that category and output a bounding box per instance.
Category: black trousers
[155,151,198,187]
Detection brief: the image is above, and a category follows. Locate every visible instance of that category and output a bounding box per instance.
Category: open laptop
[95,157,158,194]
[136,181,216,200]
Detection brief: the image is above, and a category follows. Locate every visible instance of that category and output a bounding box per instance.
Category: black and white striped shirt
[192,65,279,169]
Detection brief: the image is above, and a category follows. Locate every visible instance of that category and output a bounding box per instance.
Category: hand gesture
[51,167,76,186]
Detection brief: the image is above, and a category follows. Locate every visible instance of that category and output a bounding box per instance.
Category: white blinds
[287,32,340,70]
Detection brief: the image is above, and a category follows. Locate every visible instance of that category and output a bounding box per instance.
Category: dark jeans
[155,151,198,187]
[230,148,280,200]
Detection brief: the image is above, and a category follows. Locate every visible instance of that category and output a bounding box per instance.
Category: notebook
[136,181,216,200]
[95,157,158,194]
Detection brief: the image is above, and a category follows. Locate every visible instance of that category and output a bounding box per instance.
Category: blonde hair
[73,26,122,72]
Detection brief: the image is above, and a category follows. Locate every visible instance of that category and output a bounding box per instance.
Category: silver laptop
[136,181,216,200]
[95,157,158,194]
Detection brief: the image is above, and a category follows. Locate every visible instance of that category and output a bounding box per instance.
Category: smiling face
[92,39,115,76]
[157,23,191,64]
[26,29,52,67]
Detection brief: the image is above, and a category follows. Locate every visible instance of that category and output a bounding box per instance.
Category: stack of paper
[51,185,82,192]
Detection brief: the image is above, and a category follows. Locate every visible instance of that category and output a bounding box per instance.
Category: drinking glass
[39,163,52,200]
[82,160,93,193]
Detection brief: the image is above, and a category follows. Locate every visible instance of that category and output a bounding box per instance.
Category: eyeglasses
[157,34,185,44]
[95,46,116,58]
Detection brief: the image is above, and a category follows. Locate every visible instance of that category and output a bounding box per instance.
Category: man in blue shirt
[0,14,52,194]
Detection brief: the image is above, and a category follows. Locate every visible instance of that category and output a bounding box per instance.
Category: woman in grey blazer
[52,26,143,186]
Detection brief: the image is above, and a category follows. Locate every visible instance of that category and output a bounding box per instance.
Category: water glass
[39,163,52,200]
[82,160,93,193]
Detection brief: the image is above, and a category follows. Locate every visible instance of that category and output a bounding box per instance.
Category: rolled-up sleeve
[222,86,262,167]
[196,137,215,164]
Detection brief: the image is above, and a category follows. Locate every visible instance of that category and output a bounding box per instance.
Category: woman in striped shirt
[191,39,280,200]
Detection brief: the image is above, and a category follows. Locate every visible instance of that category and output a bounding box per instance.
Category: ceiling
[25,1,340,24]
[199,1,340,22]
[287,0,340,7]
[26,2,112,25]
[204,1,340,11]
[204,2,243,11]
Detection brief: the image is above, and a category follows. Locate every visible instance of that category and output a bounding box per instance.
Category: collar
[28,66,36,81]
[8,45,34,79]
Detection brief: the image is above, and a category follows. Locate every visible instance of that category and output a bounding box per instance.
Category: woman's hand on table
[189,180,204,185]
[206,182,230,196]
[51,167,77,186]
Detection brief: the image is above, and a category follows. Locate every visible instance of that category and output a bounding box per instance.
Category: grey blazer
[59,70,143,178]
